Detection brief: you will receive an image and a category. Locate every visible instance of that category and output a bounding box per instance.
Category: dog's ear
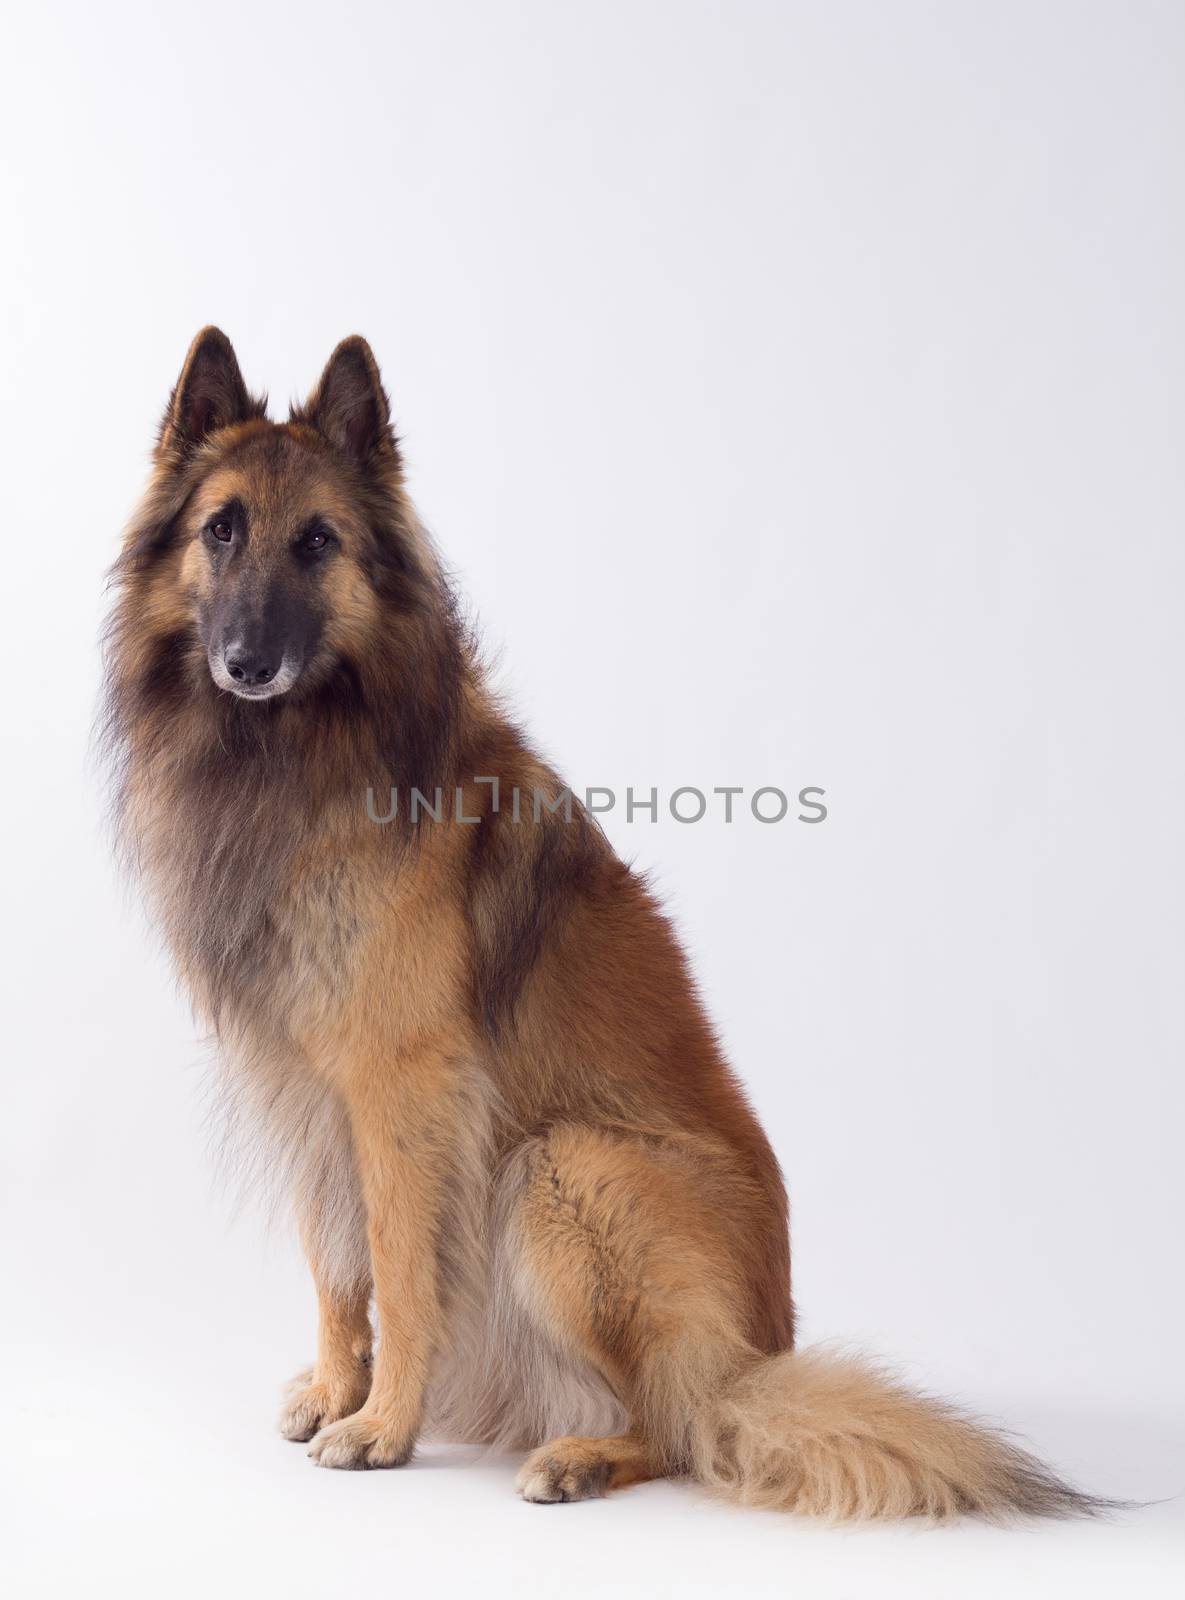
[299,336,397,467]
[160,327,260,456]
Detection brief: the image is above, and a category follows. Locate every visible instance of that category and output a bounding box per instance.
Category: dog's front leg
[279,1239,373,1443]
[307,1039,462,1470]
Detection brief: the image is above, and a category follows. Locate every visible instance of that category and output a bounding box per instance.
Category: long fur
[102,328,1106,1519]
[693,1348,1105,1520]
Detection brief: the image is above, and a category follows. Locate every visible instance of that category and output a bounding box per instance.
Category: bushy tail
[688,1347,1108,1521]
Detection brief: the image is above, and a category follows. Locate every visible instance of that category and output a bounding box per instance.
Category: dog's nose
[224,648,278,686]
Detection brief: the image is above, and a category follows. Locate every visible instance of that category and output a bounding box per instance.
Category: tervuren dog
[104,328,1100,1517]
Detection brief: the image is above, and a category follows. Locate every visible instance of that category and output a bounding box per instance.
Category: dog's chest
[134,777,372,1041]
[266,854,364,1020]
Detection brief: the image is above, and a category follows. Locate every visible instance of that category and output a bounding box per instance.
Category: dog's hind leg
[506,1124,763,1502]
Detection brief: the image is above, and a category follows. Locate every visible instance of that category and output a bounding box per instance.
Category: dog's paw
[516,1435,653,1503]
[307,1409,414,1470]
[516,1459,603,1504]
[280,1367,371,1443]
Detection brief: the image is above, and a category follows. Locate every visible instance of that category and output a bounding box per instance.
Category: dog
[103,327,1100,1517]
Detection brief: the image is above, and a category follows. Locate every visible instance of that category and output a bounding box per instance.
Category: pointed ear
[299,336,396,467]
[160,327,260,455]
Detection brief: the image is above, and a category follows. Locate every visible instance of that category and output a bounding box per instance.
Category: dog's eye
[210,521,233,543]
[298,527,333,556]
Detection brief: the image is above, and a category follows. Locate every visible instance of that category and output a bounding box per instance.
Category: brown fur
[103,328,1104,1518]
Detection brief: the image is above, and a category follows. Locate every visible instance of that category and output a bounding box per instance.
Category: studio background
[2,2,1182,1595]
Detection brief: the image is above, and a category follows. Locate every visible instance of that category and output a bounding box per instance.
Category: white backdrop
[2,3,1182,1596]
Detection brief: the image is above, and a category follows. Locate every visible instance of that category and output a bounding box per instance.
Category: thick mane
[99,424,479,1035]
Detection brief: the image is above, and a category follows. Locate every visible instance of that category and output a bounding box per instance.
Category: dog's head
[138,327,421,704]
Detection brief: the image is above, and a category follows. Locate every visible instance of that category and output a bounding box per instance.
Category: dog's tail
[679,1346,1106,1520]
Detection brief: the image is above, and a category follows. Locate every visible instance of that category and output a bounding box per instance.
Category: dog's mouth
[222,679,292,702]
